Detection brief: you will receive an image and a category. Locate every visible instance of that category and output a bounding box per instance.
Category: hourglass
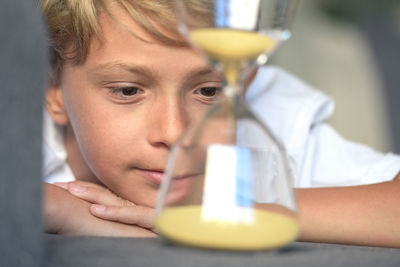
[155,0,299,250]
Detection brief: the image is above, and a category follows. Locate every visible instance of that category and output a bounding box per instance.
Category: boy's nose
[147,98,187,149]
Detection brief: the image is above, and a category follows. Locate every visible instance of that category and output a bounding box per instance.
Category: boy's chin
[121,189,159,208]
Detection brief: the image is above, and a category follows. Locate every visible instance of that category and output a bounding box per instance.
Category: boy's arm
[58,178,400,247]
[296,175,400,247]
[52,181,156,231]
[44,183,155,237]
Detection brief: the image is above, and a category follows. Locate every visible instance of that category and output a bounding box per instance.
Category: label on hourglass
[202,144,254,223]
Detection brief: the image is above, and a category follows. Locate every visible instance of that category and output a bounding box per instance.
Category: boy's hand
[54,181,156,233]
[45,183,156,237]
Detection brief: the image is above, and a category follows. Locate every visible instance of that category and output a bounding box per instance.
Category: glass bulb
[155,0,299,251]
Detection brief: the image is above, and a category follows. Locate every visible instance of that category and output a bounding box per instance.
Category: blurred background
[271,0,400,153]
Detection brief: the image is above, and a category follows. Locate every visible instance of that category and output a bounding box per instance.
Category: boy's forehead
[97,4,151,43]
[97,1,184,45]
[72,2,222,83]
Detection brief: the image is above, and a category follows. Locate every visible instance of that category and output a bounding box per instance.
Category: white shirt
[43,66,400,187]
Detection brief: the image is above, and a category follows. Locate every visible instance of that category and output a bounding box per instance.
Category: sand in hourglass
[190,29,277,85]
[157,205,299,250]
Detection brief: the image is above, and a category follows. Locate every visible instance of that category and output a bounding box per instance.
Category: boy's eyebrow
[88,62,156,79]
[186,67,224,80]
[88,61,223,80]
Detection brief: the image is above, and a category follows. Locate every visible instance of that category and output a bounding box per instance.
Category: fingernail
[92,204,106,212]
[54,182,68,189]
[69,184,86,194]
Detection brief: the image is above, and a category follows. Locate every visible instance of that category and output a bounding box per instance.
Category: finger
[106,224,158,237]
[54,182,68,190]
[68,180,107,190]
[90,204,156,230]
[67,182,128,207]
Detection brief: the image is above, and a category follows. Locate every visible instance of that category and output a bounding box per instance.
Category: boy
[42,0,400,246]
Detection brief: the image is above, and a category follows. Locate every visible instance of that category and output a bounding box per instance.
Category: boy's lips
[136,167,202,186]
[137,168,165,185]
[136,167,204,205]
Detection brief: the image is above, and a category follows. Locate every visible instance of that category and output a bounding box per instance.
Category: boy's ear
[45,82,69,126]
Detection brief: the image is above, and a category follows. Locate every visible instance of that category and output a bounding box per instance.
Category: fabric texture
[43,66,400,187]
[0,1,48,266]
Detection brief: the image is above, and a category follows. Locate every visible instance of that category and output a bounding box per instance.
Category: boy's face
[47,5,223,207]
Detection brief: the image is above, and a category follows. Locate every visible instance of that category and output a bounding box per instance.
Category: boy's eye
[108,86,145,103]
[109,86,144,98]
[194,85,223,104]
[196,86,223,99]
[113,87,140,96]
[199,87,219,97]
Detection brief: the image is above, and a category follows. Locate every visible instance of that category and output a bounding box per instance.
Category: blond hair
[40,0,211,85]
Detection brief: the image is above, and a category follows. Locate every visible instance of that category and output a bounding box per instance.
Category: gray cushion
[0,1,48,266]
